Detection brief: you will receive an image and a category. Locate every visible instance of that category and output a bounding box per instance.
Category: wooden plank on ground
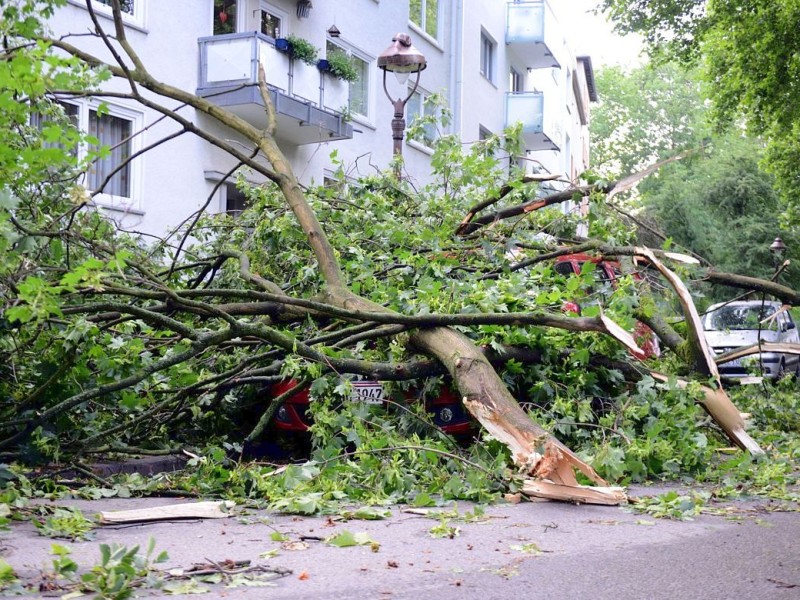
[98,501,236,524]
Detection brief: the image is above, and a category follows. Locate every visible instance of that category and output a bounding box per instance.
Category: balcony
[505,1,562,69]
[197,32,352,145]
[505,91,561,151]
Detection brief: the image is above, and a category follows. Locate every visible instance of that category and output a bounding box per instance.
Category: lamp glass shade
[393,71,411,84]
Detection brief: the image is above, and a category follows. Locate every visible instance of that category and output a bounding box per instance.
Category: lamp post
[377,33,426,176]
[769,236,787,279]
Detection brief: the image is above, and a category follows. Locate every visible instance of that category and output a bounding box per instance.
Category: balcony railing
[505,1,562,69]
[505,91,561,151]
[197,32,352,145]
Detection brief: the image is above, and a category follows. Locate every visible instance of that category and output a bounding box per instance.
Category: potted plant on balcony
[274,35,321,102]
[317,49,359,82]
[274,34,319,65]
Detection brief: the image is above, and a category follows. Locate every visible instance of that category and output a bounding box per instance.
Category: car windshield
[705,304,778,331]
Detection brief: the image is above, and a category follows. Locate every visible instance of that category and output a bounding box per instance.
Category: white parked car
[702,300,800,379]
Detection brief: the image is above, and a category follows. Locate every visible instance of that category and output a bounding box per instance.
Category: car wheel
[777,358,787,380]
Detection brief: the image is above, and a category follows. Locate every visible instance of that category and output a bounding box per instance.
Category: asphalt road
[2,489,798,599]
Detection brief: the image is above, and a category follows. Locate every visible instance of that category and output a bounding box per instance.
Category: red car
[270,379,475,437]
[554,254,660,359]
[267,254,659,439]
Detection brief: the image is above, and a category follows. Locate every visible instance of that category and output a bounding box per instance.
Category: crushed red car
[553,254,660,359]
[266,254,660,439]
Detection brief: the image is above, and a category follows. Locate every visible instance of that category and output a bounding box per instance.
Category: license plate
[351,381,384,405]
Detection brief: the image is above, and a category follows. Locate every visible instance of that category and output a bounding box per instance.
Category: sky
[553,0,645,68]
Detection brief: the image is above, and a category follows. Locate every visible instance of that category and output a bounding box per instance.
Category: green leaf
[325,530,376,547]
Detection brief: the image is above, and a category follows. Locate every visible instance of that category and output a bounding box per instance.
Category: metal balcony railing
[505,1,562,69]
[505,91,561,151]
[197,32,352,144]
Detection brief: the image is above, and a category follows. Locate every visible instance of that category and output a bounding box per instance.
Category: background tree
[590,61,800,297]
[599,0,800,221]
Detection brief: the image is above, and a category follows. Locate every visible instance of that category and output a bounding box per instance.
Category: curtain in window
[88,110,132,198]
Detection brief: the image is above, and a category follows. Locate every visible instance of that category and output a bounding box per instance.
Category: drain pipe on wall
[448,0,463,138]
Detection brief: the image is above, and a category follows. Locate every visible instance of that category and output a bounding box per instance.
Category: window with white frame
[87,0,144,24]
[409,0,439,39]
[32,99,142,207]
[480,31,495,83]
[406,87,437,147]
[213,0,238,35]
[326,41,371,119]
[87,108,135,199]
[95,0,134,14]
[81,102,142,207]
[30,102,80,155]
[260,5,282,38]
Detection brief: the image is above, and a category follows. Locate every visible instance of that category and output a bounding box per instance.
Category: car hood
[704,329,780,348]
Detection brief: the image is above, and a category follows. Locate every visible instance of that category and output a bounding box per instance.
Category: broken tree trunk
[414,326,627,505]
[322,286,629,504]
[635,248,763,455]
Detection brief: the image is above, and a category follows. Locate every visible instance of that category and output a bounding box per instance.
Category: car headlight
[439,407,454,423]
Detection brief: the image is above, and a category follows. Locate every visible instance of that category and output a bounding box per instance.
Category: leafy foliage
[0,0,796,510]
[600,0,800,221]
[592,61,799,296]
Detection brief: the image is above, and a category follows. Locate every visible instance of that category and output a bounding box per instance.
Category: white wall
[46,0,594,236]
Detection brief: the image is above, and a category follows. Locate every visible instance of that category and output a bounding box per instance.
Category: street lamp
[770,236,788,276]
[769,238,786,265]
[377,33,426,174]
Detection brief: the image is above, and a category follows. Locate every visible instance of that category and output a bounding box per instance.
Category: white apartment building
[47,0,596,235]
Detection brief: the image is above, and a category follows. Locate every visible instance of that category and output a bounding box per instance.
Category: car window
[593,266,614,302]
[705,304,779,331]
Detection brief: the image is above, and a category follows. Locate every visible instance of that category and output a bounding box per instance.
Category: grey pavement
[2,489,799,599]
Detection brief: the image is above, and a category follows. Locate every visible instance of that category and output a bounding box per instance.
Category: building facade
[47,0,596,235]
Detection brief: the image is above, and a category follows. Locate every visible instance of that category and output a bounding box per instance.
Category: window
[260,9,281,38]
[409,0,439,39]
[326,41,371,119]
[258,2,287,38]
[30,102,80,155]
[509,68,523,93]
[87,0,144,24]
[224,182,249,217]
[406,87,436,147]
[95,0,134,15]
[87,109,133,199]
[213,0,237,35]
[33,99,141,208]
[480,32,495,83]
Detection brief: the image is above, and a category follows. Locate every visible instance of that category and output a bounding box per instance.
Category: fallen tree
[0,1,790,505]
